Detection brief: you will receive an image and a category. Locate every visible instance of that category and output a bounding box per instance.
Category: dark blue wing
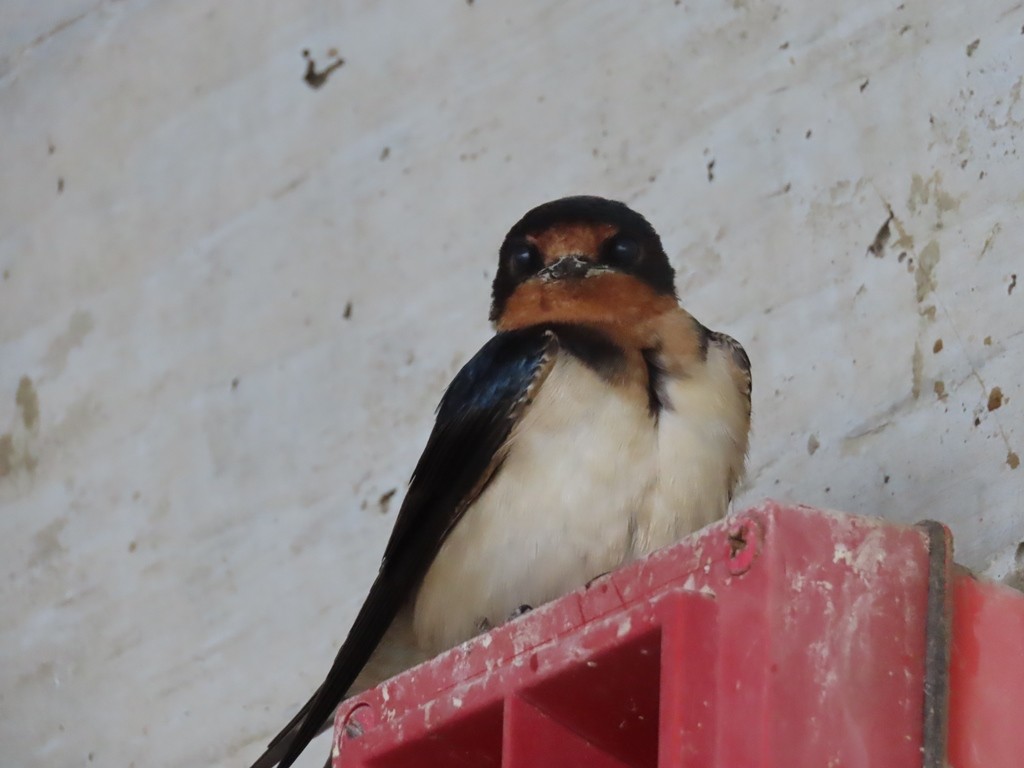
[257,327,556,768]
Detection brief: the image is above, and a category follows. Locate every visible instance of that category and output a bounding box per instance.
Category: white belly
[412,342,747,652]
[413,352,656,650]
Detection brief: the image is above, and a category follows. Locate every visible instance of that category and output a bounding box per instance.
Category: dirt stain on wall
[16,376,40,430]
[915,241,941,303]
[911,343,924,399]
[908,172,961,218]
[0,375,41,479]
[42,310,94,376]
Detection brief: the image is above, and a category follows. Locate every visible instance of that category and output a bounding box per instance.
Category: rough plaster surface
[1,2,1021,766]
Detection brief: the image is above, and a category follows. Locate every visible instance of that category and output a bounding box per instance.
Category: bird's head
[489,196,678,330]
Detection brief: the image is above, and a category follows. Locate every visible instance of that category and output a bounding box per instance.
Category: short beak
[538,256,604,281]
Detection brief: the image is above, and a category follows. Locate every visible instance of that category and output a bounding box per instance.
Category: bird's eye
[507,242,542,276]
[604,236,642,267]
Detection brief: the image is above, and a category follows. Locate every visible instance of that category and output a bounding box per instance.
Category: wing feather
[252,328,557,768]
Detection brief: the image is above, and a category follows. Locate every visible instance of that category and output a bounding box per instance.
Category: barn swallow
[248,196,751,768]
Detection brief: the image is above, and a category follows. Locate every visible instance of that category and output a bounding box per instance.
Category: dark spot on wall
[378,488,397,514]
[57,177,64,194]
[48,141,56,155]
[128,540,138,553]
[1008,451,1020,470]
[966,39,980,57]
[934,381,947,401]
[883,474,891,484]
[706,159,715,182]
[805,129,812,139]
[0,377,40,478]
[983,335,992,346]
[343,301,353,319]
[379,147,390,161]
[933,338,943,353]
[779,41,790,49]
[867,209,893,256]
[231,377,240,391]
[807,434,819,455]
[1009,274,1017,295]
[16,376,40,430]
[0,434,13,478]
[974,416,981,427]
[859,79,869,92]
[302,49,345,90]
[987,386,1003,411]
[899,24,911,35]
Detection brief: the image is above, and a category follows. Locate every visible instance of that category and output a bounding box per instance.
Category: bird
[247,195,751,768]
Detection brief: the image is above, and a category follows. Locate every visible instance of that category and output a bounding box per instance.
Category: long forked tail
[248,687,332,768]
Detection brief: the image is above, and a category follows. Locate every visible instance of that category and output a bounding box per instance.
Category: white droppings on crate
[834,531,890,584]
[616,617,632,638]
[451,696,463,709]
[833,544,854,566]
[850,531,888,581]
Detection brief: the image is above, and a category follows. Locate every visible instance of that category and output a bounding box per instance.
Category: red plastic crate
[949,570,1024,767]
[328,501,1024,767]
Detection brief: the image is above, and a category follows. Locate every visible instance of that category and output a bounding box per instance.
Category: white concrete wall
[1,2,1021,766]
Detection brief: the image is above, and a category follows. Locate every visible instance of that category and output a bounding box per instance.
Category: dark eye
[604,236,642,267]
[506,241,542,276]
